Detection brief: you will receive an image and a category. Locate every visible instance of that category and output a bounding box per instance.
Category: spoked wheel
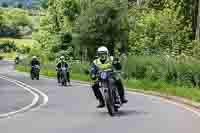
[104,90,115,117]
[61,74,67,86]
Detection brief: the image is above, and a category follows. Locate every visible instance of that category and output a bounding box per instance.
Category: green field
[0,38,35,47]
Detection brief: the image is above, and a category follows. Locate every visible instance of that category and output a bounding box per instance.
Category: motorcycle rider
[90,46,128,108]
[56,56,71,85]
[30,56,40,75]
[15,55,20,64]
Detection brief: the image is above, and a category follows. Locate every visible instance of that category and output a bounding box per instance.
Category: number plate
[62,67,66,71]
[101,72,107,80]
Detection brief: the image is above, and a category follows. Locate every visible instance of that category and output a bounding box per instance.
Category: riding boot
[116,79,128,104]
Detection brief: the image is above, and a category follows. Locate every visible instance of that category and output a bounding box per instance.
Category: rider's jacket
[56,60,69,69]
[31,59,40,67]
[90,56,114,79]
[90,56,123,80]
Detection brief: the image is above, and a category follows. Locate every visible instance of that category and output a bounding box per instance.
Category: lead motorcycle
[99,69,122,116]
[31,65,40,80]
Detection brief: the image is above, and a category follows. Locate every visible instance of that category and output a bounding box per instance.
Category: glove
[91,74,96,80]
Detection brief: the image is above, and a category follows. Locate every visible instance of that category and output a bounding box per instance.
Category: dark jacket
[31,59,40,67]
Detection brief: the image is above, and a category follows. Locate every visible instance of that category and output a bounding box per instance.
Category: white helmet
[60,56,65,60]
[32,56,37,59]
[97,46,108,54]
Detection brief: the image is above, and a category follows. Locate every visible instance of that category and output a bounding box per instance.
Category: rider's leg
[57,71,60,83]
[67,72,70,84]
[115,79,128,103]
[92,81,105,108]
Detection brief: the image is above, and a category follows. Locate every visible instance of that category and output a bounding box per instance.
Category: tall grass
[123,55,200,88]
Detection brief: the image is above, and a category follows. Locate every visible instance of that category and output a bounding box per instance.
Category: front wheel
[31,73,34,80]
[104,90,115,116]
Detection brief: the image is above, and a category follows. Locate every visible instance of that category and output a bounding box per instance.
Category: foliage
[0,8,32,37]
[76,0,128,59]
[128,6,192,56]
[123,55,200,88]
[0,40,16,52]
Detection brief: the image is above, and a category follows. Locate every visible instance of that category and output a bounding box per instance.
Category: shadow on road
[98,109,148,117]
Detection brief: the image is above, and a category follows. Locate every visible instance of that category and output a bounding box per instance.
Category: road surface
[0,60,200,133]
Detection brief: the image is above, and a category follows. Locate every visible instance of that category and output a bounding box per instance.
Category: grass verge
[0,52,16,60]
[16,65,200,103]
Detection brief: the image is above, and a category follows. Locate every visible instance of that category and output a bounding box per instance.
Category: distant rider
[30,56,40,74]
[56,56,71,85]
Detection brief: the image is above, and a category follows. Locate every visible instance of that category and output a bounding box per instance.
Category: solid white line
[58,79,200,118]
[0,76,39,118]
[127,91,200,118]
[9,71,200,118]
[0,75,49,109]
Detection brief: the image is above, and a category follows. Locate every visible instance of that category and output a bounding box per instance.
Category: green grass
[0,38,36,60]
[125,79,200,102]
[0,52,16,60]
[0,38,35,48]
[16,64,200,103]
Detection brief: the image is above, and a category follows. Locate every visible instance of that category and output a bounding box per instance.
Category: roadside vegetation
[2,0,200,102]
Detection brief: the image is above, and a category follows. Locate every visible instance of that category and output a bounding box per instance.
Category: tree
[1,2,8,8]
[15,2,24,8]
[47,0,80,32]
[76,0,129,59]
[41,0,48,9]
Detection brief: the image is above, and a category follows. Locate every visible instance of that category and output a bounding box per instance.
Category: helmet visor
[98,52,107,60]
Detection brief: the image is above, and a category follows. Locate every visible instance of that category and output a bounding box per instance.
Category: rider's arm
[37,61,40,66]
[112,57,122,70]
[56,62,61,68]
[90,63,98,80]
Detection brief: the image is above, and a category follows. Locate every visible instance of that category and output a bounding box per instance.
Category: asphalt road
[0,60,200,133]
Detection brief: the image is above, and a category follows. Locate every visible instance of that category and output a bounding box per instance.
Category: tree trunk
[195,0,200,40]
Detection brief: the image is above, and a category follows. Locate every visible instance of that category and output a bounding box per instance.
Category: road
[0,60,200,133]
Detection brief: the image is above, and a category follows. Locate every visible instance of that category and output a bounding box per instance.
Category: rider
[30,56,40,74]
[90,46,128,108]
[56,56,71,85]
[15,55,20,64]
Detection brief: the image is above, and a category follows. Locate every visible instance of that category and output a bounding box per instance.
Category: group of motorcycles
[31,65,70,87]
[15,59,124,116]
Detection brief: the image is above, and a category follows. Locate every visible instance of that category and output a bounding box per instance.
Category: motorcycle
[99,70,122,116]
[60,67,68,86]
[31,65,40,80]
[15,59,19,64]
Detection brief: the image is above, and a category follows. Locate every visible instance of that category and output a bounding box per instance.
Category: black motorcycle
[31,65,40,80]
[99,70,122,116]
[60,67,68,86]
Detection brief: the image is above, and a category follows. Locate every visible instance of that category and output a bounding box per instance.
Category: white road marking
[128,91,200,118]
[3,70,200,118]
[59,79,200,118]
[0,76,39,118]
[0,75,49,110]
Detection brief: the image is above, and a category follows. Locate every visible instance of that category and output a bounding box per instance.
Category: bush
[0,40,16,52]
[123,55,200,88]
[0,56,4,60]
